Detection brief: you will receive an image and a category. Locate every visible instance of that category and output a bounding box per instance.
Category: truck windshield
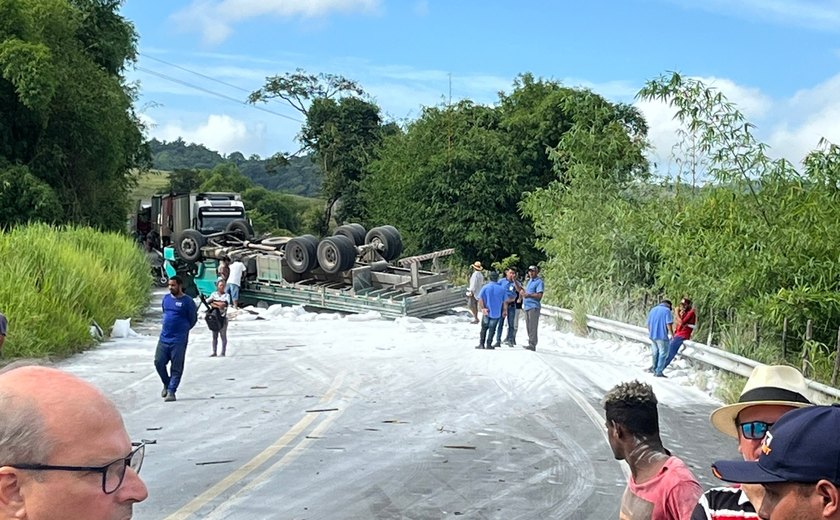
[198,214,243,234]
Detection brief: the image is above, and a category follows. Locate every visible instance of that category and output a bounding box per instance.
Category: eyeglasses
[738,421,774,440]
[7,441,145,494]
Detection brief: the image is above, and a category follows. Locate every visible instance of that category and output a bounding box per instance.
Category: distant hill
[148,138,322,197]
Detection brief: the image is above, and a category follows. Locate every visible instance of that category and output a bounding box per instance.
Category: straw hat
[471,261,482,270]
[710,365,812,438]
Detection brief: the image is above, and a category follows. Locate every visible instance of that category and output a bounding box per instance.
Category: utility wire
[135,66,303,123]
[140,53,254,95]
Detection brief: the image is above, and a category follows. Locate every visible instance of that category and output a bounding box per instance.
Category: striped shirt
[691,485,759,520]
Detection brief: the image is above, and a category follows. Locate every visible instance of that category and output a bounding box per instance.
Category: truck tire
[225,219,253,240]
[317,235,357,274]
[285,234,318,274]
[333,223,366,246]
[365,226,403,262]
[380,225,404,259]
[174,229,206,263]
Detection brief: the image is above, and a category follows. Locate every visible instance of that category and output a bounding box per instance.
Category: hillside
[149,138,322,197]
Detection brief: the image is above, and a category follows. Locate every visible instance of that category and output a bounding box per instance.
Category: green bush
[0,224,150,358]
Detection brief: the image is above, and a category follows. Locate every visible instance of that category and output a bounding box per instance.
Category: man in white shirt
[467,261,484,324]
[225,258,247,309]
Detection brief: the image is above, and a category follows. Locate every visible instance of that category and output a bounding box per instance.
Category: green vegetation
[132,170,170,201]
[149,138,322,197]
[0,224,150,358]
[0,0,148,231]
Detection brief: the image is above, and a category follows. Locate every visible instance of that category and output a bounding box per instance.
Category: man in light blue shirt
[646,300,674,377]
[521,265,544,351]
[477,271,507,350]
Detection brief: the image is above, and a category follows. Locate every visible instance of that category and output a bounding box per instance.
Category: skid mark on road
[163,371,348,520]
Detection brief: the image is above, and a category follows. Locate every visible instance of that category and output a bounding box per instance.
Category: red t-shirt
[675,309,696,340]
[620,456,703,520]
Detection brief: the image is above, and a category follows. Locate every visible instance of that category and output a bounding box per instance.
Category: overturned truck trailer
[164,223,465,319]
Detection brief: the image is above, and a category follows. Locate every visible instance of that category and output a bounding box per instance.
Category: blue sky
[124,0,840,171]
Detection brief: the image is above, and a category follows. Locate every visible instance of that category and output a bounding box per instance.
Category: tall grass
[0,223,150,358]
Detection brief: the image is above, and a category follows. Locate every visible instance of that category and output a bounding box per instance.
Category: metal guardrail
[541,305,840,403]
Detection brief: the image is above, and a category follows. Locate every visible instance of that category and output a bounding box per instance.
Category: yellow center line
[202,390,352,519]
[164,372,346,520]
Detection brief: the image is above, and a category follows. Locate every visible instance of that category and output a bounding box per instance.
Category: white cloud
[152,114,266,155]
[669,0,840,31]
[635,74,840,174]
[172,0,382,45]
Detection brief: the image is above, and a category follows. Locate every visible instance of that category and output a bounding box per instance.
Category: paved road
[59,294,737,519]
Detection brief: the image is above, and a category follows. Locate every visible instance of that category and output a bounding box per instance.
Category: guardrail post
[706,310,714,347]
[832,327,840,387]
[782,317,788,360]
[802,320,813,377]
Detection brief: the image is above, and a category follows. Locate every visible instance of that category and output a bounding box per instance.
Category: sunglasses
[738,420,774,440]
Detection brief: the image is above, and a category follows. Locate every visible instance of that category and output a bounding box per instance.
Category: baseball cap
[709,365,811,438]
[527,265,538,272]
[712,405,840,485]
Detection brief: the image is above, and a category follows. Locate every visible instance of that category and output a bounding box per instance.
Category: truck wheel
[225,219,253,240]
[317,235,357,274]
[285,234,318,274]
[334,223,366,246]
[365,226,402,261]
[174,229,206,263]
[380,225,404,259]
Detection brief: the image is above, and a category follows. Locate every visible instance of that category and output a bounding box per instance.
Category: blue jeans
[659,336,686,373]
[155,340,188,393]
[495,306,516,344]
[503,306,517,344]
[650,339,669,375]
[479,315,500,347]
[226,283,240,303]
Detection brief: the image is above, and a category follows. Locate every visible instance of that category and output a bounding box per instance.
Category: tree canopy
[0,0,147,230]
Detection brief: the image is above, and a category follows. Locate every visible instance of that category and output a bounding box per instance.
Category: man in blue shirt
[646,299,674,377]
[155,275,197,402]
[476,271,507,350]
[521,265,544,351]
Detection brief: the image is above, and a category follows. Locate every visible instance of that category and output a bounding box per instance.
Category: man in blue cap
[711,405,840,520]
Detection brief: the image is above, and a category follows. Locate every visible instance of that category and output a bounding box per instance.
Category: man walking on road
[466,261,484,324]
[155,275,197,402]
[476,271,507,350]
[647,299,673,377]
[225,257,247,309]
[604,380,702,520]
[0,366,149,518]
[0,310,6,356]
[711,405,840,520]
[521,265,543,351]
[691,365,812,520]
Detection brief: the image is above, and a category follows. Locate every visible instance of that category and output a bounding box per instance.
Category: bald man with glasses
[691,365,812,520]
[0,366,148,519]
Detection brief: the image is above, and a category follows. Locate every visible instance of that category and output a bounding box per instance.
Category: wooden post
[832,327,840,387]
[802,320,813,377]
[706,311,714,347]
[781,317,788,360]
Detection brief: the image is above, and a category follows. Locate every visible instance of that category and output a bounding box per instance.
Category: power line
[139,53,253,95]
[135,66,303,123]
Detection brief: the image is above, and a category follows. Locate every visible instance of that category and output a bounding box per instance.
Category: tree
[249,69,385,233]
[0,0,148,230]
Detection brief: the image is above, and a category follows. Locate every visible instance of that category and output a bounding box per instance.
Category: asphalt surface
[58,291,738,519]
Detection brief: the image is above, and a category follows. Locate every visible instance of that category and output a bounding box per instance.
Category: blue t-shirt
[0,312,6,336]
[497,278,518,302]
[523,277,544,311]
[478,282,507,319]
[160,294,197,345]
[647,303,673,340]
